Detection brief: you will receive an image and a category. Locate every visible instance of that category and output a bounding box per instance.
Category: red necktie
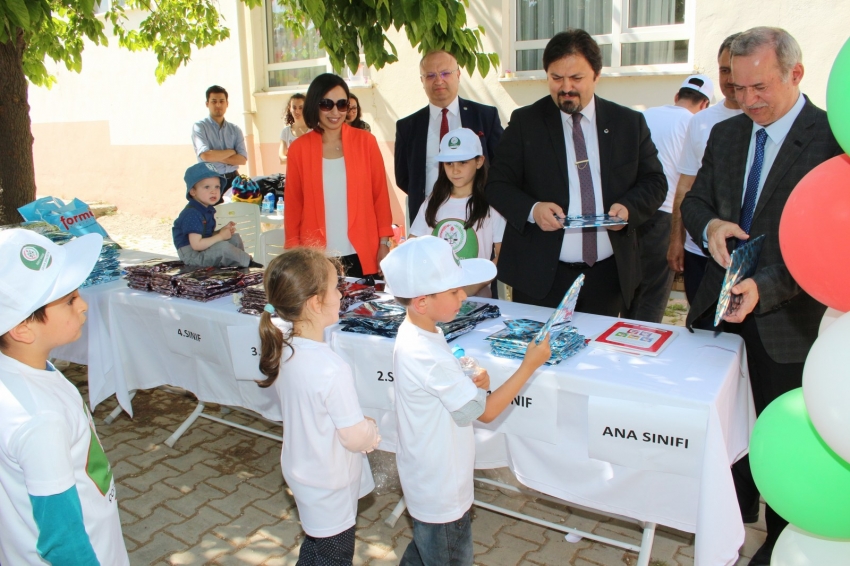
[440,108,449,141]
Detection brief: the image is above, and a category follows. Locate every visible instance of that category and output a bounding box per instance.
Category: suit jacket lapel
[752,99,816,224]
[543,100,569,189]
[727,120,751,223]
[594,96,613,202]
[413,106,430,183]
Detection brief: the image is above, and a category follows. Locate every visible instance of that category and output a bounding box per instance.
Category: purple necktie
[572,113,597,266]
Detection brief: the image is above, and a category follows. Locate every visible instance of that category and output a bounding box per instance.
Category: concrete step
[87,202,117,218]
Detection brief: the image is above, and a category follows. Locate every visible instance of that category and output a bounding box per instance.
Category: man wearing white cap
[380,236,550,565]
[0,230,130,565]
[626,74,713,322]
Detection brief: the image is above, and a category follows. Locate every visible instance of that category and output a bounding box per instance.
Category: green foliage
[1,0,497,88]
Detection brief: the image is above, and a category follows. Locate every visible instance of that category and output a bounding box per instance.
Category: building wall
[28,0,850,224]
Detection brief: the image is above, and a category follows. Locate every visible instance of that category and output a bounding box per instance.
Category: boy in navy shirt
[172,162,252,267]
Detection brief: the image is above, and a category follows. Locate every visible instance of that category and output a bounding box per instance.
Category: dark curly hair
[283,93,306,126]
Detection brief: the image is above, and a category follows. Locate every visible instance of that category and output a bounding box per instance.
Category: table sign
[159,306,220,361]
[227,325,265,382]
[587,397,708,477]
[329,331,396,411]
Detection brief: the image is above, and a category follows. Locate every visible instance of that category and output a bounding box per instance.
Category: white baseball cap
[679,74,715,103]
[380,235,496,298]
[0,229,103,336]
[436,128,483,162]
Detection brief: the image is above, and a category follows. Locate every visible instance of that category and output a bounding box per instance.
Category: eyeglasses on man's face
[318,98,350,112]
[420,70,458,82]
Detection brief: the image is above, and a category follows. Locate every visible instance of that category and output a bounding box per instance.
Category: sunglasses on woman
[318,98,350,112]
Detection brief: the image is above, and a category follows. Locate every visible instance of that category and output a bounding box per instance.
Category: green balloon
[750,388,850,539]
[827,37,850,155]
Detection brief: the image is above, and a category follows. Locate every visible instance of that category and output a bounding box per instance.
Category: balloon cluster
[749,37,850,564]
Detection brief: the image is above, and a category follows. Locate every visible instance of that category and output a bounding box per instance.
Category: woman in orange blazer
[284,74,394,277]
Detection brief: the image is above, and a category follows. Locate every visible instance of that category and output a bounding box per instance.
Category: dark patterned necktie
[440,108,449,141]
[739,128,768,237]
[572,113,597,266]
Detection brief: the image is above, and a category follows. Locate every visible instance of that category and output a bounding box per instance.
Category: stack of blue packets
[486,319,586,365]
[339,299,500,341]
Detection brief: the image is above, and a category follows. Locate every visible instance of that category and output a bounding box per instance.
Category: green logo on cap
[20,245,53,271]
[448,136,461,149]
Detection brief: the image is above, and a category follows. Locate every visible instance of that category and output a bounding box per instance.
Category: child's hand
[364,417,380,453]
[219,222,235,241]
[521,333,551,370]
[472,368,490,391]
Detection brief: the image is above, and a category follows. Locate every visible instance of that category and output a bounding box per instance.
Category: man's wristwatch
[379,237,390,247]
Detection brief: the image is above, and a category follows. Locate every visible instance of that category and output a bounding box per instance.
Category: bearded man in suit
[486,29,666,315]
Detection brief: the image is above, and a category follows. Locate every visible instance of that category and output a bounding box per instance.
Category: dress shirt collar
[755,92,805,144]
[204,114,229,130]
[187,198,216,214]
[560,95,596,127]
[429,97,460,120]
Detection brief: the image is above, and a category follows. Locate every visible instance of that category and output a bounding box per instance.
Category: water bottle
[262,192,275,214]
[275,199,284,216]
[451,346,479,378]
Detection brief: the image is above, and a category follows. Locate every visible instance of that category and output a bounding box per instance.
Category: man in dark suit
[395,50,503,224]
[486,30,666,315]
[681,27,842,565]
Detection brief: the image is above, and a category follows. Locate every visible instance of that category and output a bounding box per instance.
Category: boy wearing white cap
[380,236,550,566]
[0,229,130,565]
[627,74,714,323]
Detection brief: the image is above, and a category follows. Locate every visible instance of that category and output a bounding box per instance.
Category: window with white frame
[512,0,693,75]
[265,1,368,89]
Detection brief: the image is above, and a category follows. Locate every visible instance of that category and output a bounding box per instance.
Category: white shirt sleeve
[323,364,367,430]
[677,118,704,176]
[424,359,479,413]
[10,412,75,497]
[409,201,431,236]
[490,208,507,244]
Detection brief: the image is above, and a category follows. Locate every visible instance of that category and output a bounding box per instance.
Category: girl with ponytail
[257,248,380,565]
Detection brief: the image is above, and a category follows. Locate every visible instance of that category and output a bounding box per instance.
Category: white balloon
[819,307,845,336]
[803,311,850,463]
[770,524,850,565]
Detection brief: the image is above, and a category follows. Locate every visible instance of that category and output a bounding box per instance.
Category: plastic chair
[257,228,284,266]
[214,202,261,257]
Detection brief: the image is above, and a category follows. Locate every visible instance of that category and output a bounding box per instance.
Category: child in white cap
[409,127,506,297]
[0,229,130,565]
[380,236,550,566]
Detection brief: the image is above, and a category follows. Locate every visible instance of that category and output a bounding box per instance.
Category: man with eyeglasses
[191,85,248,202]
[394,50,503,224]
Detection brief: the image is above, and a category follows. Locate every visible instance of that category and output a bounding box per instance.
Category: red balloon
[780,154,850,311]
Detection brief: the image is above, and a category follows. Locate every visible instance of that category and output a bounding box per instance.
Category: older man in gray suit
[681,27,842,565]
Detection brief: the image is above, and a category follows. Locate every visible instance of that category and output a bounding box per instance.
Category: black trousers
[339,253,372,278]
[512,255,623,317]
[730,316,805,544]
[627,210,674,323]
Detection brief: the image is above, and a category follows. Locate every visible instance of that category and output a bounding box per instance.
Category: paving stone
[112,459,141,479]
[165,463,223,491]
[473,507,515,547]
[251,489,297,519]
[122,461,182,494]
[475,532,541,566]
[165,482,228,517]
[593,519,643,545]
[576,542,637,565]
[166,534,234,565]
[170,505,232,545]
[123,507,184,544]
[740,526,766,558]
[502,518,550,545]
[102,439,145,462]
[524,530,591,564]
[208,483,277,518]
[164,448,218,472]
[255,521,303,550]
[212,505,281,545]
[121,482,184,518]
[246,468,286,494]
[128,531,187,565]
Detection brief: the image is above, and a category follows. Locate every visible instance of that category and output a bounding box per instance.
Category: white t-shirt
[0,353,128,566]
[323,157,357,257]
[677,102,743,256]
[393,319,479,523]
[642,105,694,214]
[275,337,374,538]
[279,125,300,145]
[410,194,506,290]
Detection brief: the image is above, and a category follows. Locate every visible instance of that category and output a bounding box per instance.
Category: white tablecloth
[73,286,753,566]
